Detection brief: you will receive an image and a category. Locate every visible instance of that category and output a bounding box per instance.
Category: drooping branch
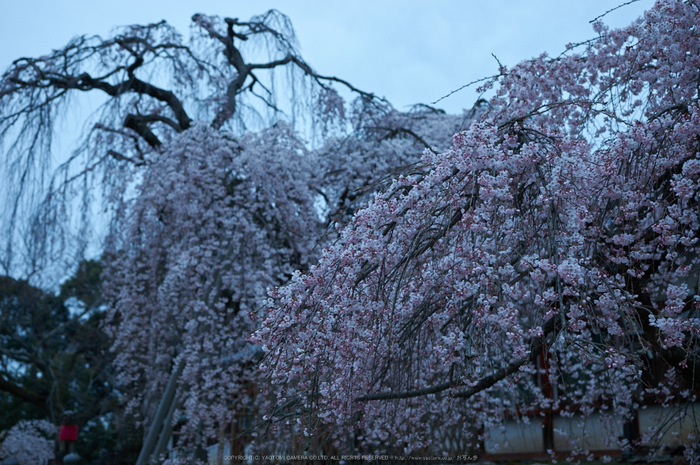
[127,78,192,132]
[288,55,378,102]
[9,63,192,149]
[355,314,560,402]
[0,19,209,163]
[193,12,380,130]
[369,126,436,152]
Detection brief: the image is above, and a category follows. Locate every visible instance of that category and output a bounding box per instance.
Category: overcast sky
[1,1,654,115]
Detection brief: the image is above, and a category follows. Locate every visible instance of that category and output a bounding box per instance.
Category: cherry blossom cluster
[0,419,56,465]
[256,0,700,455]
[101,99,469,454]
[103,122,319,449]
[317,103,476,224]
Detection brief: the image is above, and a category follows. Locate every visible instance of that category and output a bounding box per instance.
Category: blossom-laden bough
[102,123,320,451]
[255,0,700,458]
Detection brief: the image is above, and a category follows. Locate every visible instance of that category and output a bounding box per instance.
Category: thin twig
[590,0,641,23]
[432,74,500,105]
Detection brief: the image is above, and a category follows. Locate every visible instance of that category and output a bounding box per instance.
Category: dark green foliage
[0,260,123,462]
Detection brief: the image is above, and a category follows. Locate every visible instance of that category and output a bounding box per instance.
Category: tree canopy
[255,0,700,458]
[0,6,467,462]
[0,9,376,283]
[3,0,699,462]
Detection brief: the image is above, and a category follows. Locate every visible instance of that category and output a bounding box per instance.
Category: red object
[59,424,78,441]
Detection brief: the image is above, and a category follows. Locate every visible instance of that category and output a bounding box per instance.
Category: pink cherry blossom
[256,0,700,456]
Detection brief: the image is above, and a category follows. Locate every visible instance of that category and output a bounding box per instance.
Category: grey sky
[1,1,653,115]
